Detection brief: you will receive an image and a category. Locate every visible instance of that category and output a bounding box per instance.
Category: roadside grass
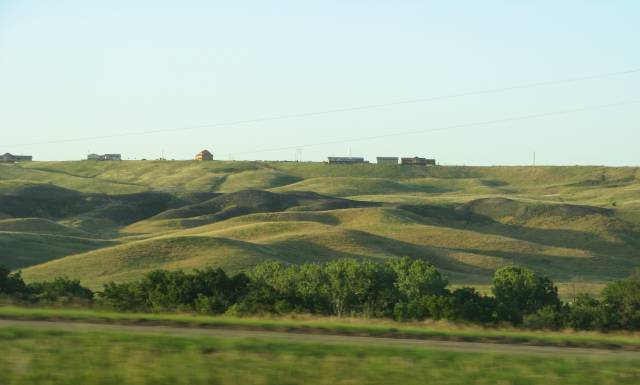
[1,306,639,351]
[0,326,639,385]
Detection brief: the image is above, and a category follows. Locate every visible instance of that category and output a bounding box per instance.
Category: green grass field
[0,325,638,385]
[1,161,638,290]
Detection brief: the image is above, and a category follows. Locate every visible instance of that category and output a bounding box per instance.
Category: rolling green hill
[0,160,638,289]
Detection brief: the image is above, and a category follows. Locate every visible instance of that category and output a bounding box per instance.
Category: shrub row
[2,259,639,331]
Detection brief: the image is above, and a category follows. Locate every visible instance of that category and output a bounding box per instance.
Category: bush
[0,266,29,299]
[567,293,603,331]
[100,282,144,311]
[98,268,249,313]
[194,293,228,314]
[523,305,567,330]
[492,266,560,324]
[28,277,93,304]
[447,287,495,324]
[599,276,640,331]
[394,296,439,321]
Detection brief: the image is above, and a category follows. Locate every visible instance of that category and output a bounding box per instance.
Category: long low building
[401,157,436,166]
[87,153,122,161]
[327,157,367,164]
[0,153,33,163]
[376,157,399,165]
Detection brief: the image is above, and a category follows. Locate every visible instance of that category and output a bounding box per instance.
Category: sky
[1,1,639,165]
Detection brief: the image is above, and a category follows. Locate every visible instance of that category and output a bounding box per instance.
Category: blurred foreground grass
[0,327,639,385]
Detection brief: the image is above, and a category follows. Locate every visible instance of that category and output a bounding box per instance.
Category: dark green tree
[448,287,495,324]
[294,263,331,314]
[0,266,29,298]
[388,258,448,300]
[303,259,397,317]
[29,277,93,303]
[240,261,294,314]
[492,266,560,324]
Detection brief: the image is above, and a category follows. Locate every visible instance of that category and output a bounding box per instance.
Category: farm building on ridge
[0,153,33,163]
[328,157,366,164]
[401,157,436,166]
[376,157,399,165]
[87,154,122,161]
[195,150,213,161]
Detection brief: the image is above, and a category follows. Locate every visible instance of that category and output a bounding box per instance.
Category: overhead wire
[5,66,640,150]
[231,100,640,156]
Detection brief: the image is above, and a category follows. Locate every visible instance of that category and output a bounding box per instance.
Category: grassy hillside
[1,160,638,289]
[0,232,114,269]
[0,218,98,237]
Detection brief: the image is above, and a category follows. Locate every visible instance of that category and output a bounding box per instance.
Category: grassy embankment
[1,306,639,351]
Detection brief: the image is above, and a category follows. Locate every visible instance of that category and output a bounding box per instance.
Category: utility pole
[533,151,536,167]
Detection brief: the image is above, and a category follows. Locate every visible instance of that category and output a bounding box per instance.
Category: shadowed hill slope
[0,232,115,270]
[21,202,640,288]
[0,218,97,238]
[123,190,378,233]
[151,190,376,220]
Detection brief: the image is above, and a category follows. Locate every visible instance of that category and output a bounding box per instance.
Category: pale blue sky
[1,1,639,165]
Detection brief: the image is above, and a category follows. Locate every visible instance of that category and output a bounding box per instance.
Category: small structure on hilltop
[376,157,399,165]
[87,153,122,161]
[195,149,213,161]
[0,153,33,163]
[327,157,367,164]
[401,157,436,166]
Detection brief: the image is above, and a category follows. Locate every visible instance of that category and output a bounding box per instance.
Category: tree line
[1,259,639,331]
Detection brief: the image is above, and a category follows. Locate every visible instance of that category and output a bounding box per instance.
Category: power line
[232,100,640,156]
[6,66,640,149]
